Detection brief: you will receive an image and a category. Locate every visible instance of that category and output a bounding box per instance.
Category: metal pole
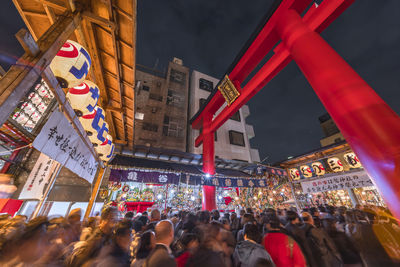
[31,162,62,219]
[84,167,106,219]
[289,181,301,214]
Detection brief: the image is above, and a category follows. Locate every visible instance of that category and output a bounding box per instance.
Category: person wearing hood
[233,223,275,267]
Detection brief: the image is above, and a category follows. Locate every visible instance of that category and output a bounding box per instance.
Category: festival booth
[285,147,386,209]
[103,154,294,214]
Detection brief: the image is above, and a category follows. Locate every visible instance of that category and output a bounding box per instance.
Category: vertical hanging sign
[19,153,57,199]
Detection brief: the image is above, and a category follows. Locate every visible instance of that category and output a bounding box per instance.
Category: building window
[229,130,245,146]
[142,85,150,91]
[149,93,163,102]
[163,116,184,138]
[199,98,207,109]
[167,90,184,108]
[142,123,158,132]
[334,138,342,143]
[230,111,241,122]
[170,69,186,84]
[199,78,213,92]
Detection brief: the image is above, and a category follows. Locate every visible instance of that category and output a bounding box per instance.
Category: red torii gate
[191,0,400,219]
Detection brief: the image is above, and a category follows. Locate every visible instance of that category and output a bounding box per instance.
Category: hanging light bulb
[272,190,276,194]
[191,196,195,201]
[218,195,222,200]
[253,196,257,200]
[157,194,162,200]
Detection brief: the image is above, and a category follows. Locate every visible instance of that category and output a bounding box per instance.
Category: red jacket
[176,251,191,267]
[263,231,307,267]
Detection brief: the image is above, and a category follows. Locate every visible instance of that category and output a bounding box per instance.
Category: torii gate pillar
[276,10,400,219]
[202,113,216,211]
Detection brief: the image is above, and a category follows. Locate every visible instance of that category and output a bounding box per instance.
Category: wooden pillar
[84,167,106,219]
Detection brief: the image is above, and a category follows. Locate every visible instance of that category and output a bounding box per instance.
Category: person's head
[137,215,149,226]
[13,215,28,222]
[0,217,26,260]
[124,211,134,220]
[48,217,74,245]
[286,210,300,224]
[211,209,220,221]
[220,218,230,230]
[208,221,223,242]
[180,233,199,252]
[100,206,119,234]
[113,220,133,252]
[18,216,49,263]
[133,220,144,233]
[266,215,281,231]
[244,223,260,243]
[86,216,98,229]
[246,207,253,214]
[241,213,254,225]
[155,220,174,246]
[136,230,155,259]
[198,210,211,224]
[230,212,237,221]
[301,212,314,225]
[68,208,82,225]
[150,209,161,222]
[239,209,245,217]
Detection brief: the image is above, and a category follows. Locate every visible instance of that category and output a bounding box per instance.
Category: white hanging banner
[300,170,374,193]
[19,153,57,199]
[33,110,98,183]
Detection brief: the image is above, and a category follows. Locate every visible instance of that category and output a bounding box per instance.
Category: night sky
[2,1,400,163]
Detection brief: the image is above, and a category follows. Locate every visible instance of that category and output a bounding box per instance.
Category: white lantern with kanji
[289,168,300,180]
[300,165,313,178]
[344,152,362,168]
[67,80,100,117]
[79,106,105,146]
[327,157,344,172]
[311,162,326,176]
[95,134,114,162]
[96,121,109,144]
[50,40,92,88]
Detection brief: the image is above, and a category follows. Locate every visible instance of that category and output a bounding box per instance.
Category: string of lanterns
[50,40,114,162]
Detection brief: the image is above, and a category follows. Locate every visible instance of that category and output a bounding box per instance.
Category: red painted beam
[191,0,312,130]
[194,0,354,145]
[276,8,400,220]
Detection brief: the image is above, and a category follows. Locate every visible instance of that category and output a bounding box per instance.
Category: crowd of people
[0,204,400,267]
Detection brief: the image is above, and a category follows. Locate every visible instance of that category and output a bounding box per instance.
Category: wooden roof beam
[12,0,39,40]
[82,11,115,31]
[107,0,127,143]
[38,0,67,11]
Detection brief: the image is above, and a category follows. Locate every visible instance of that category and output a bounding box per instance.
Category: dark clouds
[2,1,400,163]
[137,0,400,163]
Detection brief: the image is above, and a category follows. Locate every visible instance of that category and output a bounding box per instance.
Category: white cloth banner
[300,170,374,193]
[19,153,56,199]
[33,110,98,183]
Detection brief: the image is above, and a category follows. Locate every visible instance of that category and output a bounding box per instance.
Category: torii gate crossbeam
[191,0,400,220]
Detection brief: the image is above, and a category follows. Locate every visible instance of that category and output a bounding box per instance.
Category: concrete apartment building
[188,70,260,163]
[134,58,189,151]
[319,113,345,147]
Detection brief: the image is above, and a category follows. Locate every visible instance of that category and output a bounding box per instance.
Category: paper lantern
[344,152,362,168]
[300,165,313,178]
[67,80,100,116]
[97,121,109,144]
[50,40,92,88]
[327,157,344,172]
[311,162,326,176]
[95,134,114,162]
[79,106,105,146]
[289,168,300,180]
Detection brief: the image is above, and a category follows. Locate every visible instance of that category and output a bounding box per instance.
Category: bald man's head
[155,220,174,245]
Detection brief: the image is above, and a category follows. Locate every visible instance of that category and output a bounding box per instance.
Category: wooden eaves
[11,0,137,149]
